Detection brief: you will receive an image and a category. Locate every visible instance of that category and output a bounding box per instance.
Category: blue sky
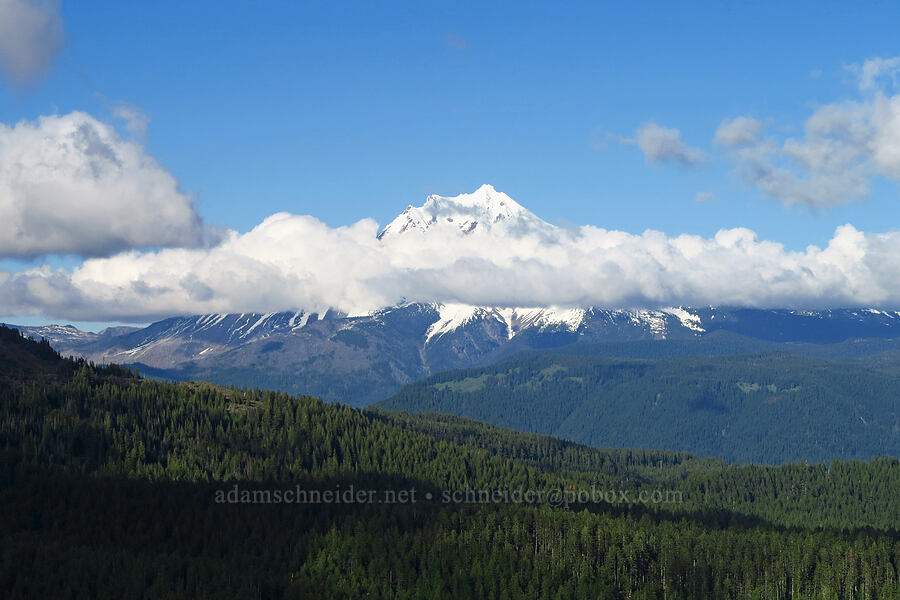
[3,1,900,329]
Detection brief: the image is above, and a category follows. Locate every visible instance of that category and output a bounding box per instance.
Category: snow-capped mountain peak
[377,184,554,239]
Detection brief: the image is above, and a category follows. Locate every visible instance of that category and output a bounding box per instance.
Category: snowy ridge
[119,310,334,352]
[424,304,485,342]
[508,307,587,332]
[421,304,716,343]
[661,307,706,332]
[424,303,589,343]
[864,309,899,318]
[3,323,101,345]
[36,303,900,357]
[22,304,900,377]
[628,310,668,338]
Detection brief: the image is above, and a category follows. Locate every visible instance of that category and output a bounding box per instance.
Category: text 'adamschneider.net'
[214,485,684,508]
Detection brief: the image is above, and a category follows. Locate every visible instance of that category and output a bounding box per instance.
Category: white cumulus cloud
[0,111,215,258]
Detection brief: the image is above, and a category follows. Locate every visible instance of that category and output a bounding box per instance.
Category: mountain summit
[377,184,554,239]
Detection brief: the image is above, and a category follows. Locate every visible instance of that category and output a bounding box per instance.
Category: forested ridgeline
[379,352,900,464]
[2,326,900,599]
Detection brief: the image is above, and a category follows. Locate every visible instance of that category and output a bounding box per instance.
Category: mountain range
[10,303,900,407]
[8,185,900,406]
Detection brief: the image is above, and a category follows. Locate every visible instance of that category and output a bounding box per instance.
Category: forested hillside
[3,326,900,598]
[379,352,900,464]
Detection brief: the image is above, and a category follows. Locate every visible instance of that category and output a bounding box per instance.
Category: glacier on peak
[377,184,555,240]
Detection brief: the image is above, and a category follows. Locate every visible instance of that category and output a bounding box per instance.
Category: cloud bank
[0,0,63,85]
[0,111,214,258]
[2,197,900,322]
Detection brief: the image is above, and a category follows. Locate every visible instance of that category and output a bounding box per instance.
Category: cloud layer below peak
[2,194,900,322]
